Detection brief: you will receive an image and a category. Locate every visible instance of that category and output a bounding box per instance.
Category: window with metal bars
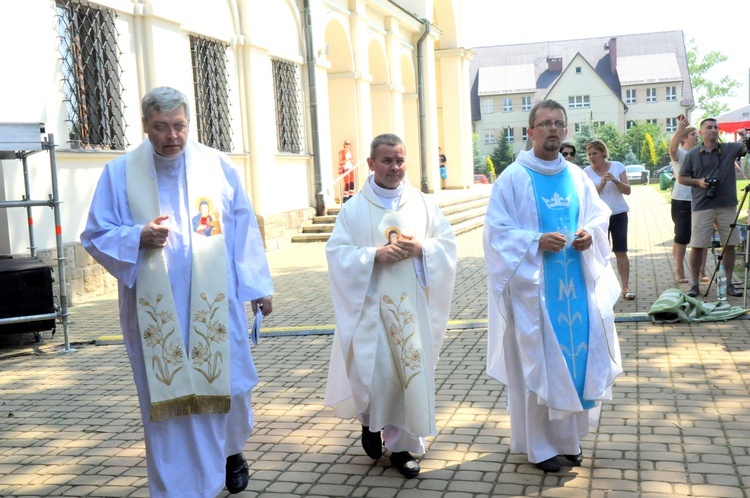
[272,59,303,153]
[56,0,128,150]
[190,35,233,152]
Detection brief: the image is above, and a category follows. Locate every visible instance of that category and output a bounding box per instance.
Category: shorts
[608,211,628,253]
[671,199,692,245]
[440,166,447,180]
[690,206,741,248]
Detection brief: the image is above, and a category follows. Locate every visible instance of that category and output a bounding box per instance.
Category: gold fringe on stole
[150,395,232,423]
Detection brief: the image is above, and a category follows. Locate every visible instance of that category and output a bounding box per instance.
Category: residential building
[469,31,694,157]
[0,0,474,302]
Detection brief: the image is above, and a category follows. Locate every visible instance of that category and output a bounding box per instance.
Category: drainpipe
[416,19,430,193]
[303,0,326,215]
[386,1,430,193]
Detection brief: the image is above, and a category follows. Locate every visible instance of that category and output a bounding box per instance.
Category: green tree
[640,133,658,169]
[626,122,665,162]
[592,122,629,163]
[656,138,670,167]
[571,123,595,165]
[472,134,484,173]
[485,156,496,180]
[687,39,741,120]
[490,134,514,175]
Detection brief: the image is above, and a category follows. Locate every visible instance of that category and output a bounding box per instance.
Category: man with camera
[678,117,748,298]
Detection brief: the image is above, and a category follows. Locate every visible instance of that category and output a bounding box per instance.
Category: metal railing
[325,159,370,207]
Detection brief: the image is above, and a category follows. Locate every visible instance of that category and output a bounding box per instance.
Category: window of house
[568,95,590,108]
[575,67,582,74]
[272,59,304,153]
[505,127,515,143]
[522,127,528,141]
[592,121,605,129]
[647,118,657,125]
[666,117,677,133]
[666,86,677,102]
[482,99,494,114]
[574,123,583,133]
[646,88,656,103]
[521,96,531,111]
[626,89,636,105]
[484,131,496,144]
[56,0,128,149]
[190,35,232,152]
[626,120,637,130]
[502,98,513,112]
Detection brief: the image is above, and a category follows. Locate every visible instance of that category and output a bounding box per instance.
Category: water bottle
[716,264,727,302]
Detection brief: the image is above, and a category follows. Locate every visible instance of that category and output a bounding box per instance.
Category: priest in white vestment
[483,100,622,473]
[325,133,457,478]
[80,87,274,497]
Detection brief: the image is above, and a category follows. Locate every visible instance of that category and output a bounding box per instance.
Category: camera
[705,177,719,198]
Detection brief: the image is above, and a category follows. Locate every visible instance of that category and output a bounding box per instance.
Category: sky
[460,0,749,117]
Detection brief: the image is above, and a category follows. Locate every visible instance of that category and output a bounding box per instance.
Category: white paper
[250,308,263,346]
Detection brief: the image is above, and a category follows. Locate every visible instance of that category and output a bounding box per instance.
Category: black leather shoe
[225,453,249,494]
[361,425,383,459]
[390,451,420,478]
[727,285,743,297]
[687,285,700,298]
[563,448,583,466]
[535,456,561,472]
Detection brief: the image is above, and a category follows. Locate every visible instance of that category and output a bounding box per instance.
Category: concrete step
[291,232,332,243]
[292,191,490,243]
[300,223,335,234]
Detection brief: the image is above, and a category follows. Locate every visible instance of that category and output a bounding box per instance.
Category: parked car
[625,164,649,185]
[474,173,489,184]
[654,164,674,177]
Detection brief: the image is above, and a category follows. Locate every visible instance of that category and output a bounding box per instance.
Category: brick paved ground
[1,184,749,497]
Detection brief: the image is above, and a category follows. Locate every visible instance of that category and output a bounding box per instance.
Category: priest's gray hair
[370,133,405,159]
[142,86,190,122]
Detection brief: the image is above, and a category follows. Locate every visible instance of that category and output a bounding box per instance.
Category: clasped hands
[375,234,422,264]
[539,229,592,253]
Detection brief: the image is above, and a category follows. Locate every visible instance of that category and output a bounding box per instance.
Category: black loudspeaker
[0,257,55,335]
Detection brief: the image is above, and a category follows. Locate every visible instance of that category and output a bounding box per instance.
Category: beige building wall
[0,0,475,302]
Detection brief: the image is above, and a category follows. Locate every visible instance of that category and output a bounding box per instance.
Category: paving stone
[2,187,750,497]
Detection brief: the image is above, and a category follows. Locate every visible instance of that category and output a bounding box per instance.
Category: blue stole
[525,166,593,410]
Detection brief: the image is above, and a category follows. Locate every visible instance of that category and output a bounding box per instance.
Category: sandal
[700,275,710,283]
[623,291,635,300]
[675,272,689,284]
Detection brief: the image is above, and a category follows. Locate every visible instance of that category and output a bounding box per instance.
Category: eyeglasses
[561,151,574,157]
[533,120,566,130]
[151,122,188,134]
[345,142,351,145]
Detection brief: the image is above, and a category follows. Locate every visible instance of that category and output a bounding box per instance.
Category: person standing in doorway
[439,146,447,189]
[339,139,356,202]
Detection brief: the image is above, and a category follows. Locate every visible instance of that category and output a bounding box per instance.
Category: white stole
[126,140,231,422]
[373,205,432,435]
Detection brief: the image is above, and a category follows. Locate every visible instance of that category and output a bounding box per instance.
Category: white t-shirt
[671,147,693,202]
[583,161,629,215]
